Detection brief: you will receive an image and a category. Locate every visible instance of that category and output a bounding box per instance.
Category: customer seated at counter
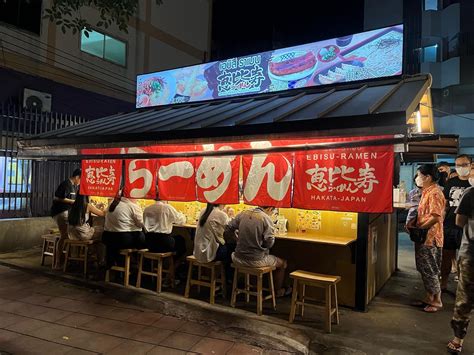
[227,206,291,297]
[143,198,187,269]
[68,193,106,241]
[194,203,235,265]
[102,196,146,267]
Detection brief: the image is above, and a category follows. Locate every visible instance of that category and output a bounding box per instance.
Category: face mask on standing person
[415,175,426,188]
[456,166,471,178]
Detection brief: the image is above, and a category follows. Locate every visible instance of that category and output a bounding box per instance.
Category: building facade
[365,0,474,156]
[0,0,212,119]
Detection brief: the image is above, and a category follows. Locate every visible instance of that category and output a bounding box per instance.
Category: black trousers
[145,233,186,258]
[102,231,145,267]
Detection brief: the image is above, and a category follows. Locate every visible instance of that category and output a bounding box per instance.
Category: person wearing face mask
[226,206,291,297]
[438,161,452,189]
[441,155,473,292]
[406,175,423,226]
[408,164,445,313]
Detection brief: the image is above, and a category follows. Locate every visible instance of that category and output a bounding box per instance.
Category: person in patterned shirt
[408,164,446,313]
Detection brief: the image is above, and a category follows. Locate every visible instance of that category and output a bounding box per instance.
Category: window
[423,45,438,62]
[0,0,42,34]
[80,29,127,66]
[424,0,438,10]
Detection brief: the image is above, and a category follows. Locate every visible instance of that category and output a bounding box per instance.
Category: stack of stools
[41,233,61,269]
[106,249,148,287]
[288,270,341,333]
[136,251,175,293]
[184,255,226,304]
[63,239,97,277]
[231,264,276,316]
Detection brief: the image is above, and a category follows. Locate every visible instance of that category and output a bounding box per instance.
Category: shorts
[444,227,463,251]
[231,252,278,268]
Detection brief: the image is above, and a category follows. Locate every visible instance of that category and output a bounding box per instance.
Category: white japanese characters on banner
[123,148,157,199]
[196,144,240,204]
[80,159,122,197]
[242,141,293,207]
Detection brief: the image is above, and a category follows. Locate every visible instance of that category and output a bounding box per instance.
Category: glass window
[423,45,438,62]
[0,0,42,35]
[80,29,126,66]
[104,36,127,66]
[424,0,438,10]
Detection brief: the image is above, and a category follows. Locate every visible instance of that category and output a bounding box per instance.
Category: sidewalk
[0,233,472,354]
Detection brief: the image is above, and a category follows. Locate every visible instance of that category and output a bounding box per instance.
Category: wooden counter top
[275,232,356,246]
[173,224,197,229]
[393,202,417,210]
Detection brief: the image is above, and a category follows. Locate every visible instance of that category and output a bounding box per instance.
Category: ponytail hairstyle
[199,203,219,227]
[109,189,123,213]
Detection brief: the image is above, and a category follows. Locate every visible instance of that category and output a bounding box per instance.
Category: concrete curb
[0,259,311,354]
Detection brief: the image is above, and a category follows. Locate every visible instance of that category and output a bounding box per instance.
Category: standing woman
[193,204,232,264]
[409,164,446,313]
[102,196,145,267]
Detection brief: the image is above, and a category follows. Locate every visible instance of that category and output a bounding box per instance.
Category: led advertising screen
[136,24,403,108]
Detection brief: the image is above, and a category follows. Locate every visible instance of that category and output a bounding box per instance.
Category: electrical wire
[420,103,474,122]
[0,38,135,91]
[0,28,137,86]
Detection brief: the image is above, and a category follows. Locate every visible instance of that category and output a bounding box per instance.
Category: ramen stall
[18,25,441,311]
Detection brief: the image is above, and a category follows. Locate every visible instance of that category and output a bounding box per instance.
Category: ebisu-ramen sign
[136,24,403,108]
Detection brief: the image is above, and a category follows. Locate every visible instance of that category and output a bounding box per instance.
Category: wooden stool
[184,255,226,304]
[231,264,276,316]
[288,270,341,333]
[105,249,146,287]
[136,251,175,293]
[63,239,96,277]
[41,234,61,268]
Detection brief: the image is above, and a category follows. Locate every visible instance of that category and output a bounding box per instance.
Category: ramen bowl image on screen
[268,50,317,90]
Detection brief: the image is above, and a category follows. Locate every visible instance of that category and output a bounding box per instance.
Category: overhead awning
[18,74,443,159]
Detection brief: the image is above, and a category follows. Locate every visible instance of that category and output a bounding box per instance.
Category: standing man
[441,155,473,291]
[50,169,81,269]
[447,176,474,353]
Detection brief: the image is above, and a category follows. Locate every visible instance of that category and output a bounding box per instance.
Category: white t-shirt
[193,207,229,263]
[104,198,143,233]
[143,201,186,234]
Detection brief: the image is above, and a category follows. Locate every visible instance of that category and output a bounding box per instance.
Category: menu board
[136,25,403,108]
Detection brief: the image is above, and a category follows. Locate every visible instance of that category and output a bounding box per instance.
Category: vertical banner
[195,143,241,204]
[242,141,293,207]
[293,145,394,213]
[80,159,122,197]
[123,159,157,199]
[155,144,197,201]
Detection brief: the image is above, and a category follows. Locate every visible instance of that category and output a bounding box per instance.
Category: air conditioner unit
[23,88,52,112]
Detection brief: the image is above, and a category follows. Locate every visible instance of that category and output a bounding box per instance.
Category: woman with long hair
[67,193,106,241]
[408,164,446,313]
[193,203,233,264]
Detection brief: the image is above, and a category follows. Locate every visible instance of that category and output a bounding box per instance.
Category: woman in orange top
[410,164,446,313]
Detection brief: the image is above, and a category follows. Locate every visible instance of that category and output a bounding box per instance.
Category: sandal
[423,304,442,313]
[447,340,462,353]
[411,300,429,308]
[276,286,293,298]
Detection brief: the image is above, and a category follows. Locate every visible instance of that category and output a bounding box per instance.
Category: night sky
[211,0,365,60]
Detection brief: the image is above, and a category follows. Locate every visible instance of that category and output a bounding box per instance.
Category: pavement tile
[0,334,73,354]
[8,318,50,334]
[100,306,140,321]
[177,321,211,336]
[1,300,51,318]
[146,345,188,355]
[57,313,97,327]
[190,337,234,355]
[35,308,74,322]
[0,329,21,342]
[126,311,163,325]
[0,297,10,305]
[20,293,76,309]
[29,324,125,353]
[227,343,264,355]
[131,327,174,345]
[206,330,238,342]
[0,288,37,300]
[152,315,187,331]
[65,349,98,355]
[159,332,202,351]
[81,317,145,338]
[103,340,155,354]
[0,311,27,328]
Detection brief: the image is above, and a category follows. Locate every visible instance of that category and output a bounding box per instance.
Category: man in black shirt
[441,155,472,291]
[51,169,81,269]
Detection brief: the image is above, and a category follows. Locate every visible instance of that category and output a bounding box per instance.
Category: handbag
[408,211,429,244]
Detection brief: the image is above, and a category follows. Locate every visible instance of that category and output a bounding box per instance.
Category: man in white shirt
[143,199,187,263]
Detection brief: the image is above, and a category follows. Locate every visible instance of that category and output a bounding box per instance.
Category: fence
[0,105,87,218]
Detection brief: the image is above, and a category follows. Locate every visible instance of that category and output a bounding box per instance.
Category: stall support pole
[355,213,369,312]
